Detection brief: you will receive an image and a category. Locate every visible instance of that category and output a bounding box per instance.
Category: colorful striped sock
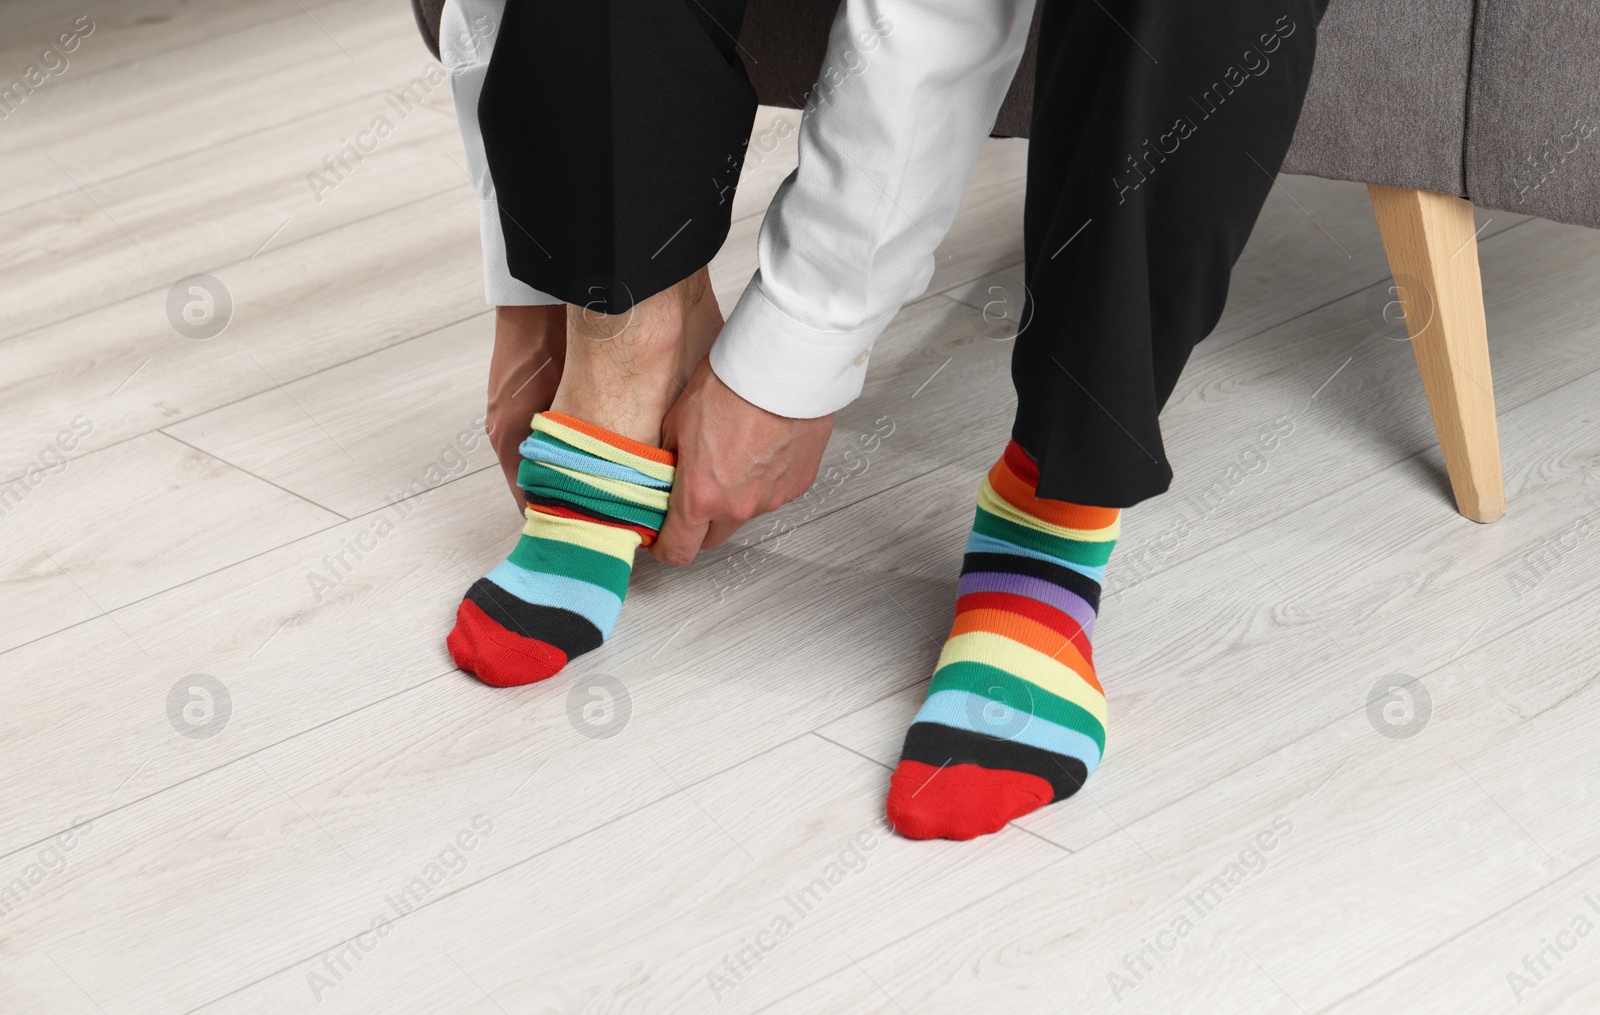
[447,411,674,687]
[886,441,1119,840]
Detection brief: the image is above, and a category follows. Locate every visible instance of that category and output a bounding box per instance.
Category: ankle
[552,268,720,446]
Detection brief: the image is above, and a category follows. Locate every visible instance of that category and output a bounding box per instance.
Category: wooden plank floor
[2,2,1599,1013]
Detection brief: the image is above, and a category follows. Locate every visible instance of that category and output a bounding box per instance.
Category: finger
[700,514,748,551]
[652,496,711,566]
[658,397,682,453]
[659,355,708,451]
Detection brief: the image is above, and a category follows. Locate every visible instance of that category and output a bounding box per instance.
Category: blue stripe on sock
[964,531,1106,585]
[913,689,1103,772]
[484,561,624,636]
[518,435,671,489]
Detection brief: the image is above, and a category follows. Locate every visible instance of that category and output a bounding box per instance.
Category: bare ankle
[551,268,721,445]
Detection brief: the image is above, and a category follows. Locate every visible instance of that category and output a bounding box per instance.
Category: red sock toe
[447,598,568,688]
[886,760,1054,841]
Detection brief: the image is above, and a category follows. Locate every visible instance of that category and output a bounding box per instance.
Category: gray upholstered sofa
[412,0,1600,523]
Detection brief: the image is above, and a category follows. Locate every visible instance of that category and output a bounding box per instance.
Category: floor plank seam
[1312,845,1600,1013]
[0,0,349,108]
[0,512,353,660]
[172,728,822,1015]
[0,182,468,347]
[56,423,936,652]
[2,90,451,220]
[1033,578,1591,883]
[808,731,893,772]
[0,301,493,490]
[7,423,945,657]
[748,851,1075,1014]
[1229,214,1538,350]
[0,667,455,867]
[157,429,350,521]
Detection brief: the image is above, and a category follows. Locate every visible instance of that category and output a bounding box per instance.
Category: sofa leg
[1366,184,1506,523]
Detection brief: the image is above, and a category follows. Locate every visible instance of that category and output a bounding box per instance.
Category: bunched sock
[886,441,1119,840]
[448,411,674,687]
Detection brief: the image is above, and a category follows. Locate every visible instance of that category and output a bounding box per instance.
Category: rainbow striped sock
[447,412,674,687]
[886,440,1119,840]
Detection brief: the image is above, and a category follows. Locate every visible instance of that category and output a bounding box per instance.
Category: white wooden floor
[4,2,1600,1013]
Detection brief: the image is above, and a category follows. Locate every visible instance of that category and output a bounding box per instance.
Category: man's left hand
[652,357,834,566]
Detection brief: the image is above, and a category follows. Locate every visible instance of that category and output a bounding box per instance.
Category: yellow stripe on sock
[521,509,641,561]
[936,630,1109,726]
[977,480,1121,544]
[533,415,677,484]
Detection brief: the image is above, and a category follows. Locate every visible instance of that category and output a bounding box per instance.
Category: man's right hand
[652,356,833,566]
[486,304,566,513]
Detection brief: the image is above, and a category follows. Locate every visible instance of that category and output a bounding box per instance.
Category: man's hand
[486,305,566,513]
[653,357,833,566]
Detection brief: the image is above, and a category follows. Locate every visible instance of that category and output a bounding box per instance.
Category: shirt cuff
[709,275,896,419]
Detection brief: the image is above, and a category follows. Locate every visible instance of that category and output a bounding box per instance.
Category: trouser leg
[1012,0,1330,507]
[478,0,758,314]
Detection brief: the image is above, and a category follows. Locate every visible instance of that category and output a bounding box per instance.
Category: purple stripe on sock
[957,570,1097,635]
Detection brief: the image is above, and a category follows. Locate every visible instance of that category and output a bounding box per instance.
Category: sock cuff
[520,413,674,545]
[535,412,676,480]
[989,443,1121,536]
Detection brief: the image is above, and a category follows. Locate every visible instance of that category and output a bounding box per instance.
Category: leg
[887,0,1331,840]
[1013,0,1331,505]
[447,0,753,687]
[449,269,722,687]
[1367,184,1505,523]
[445,0,739,506]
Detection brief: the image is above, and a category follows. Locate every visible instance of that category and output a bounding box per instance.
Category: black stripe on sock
[962,552,1101,612]
[464,578,604,659]
[900,721,1087,802]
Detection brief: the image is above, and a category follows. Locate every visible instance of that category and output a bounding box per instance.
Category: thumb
[659,396,682,453]
[651,480,710,566]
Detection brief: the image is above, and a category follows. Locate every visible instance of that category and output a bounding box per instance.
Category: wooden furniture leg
[1367,183,1506,523]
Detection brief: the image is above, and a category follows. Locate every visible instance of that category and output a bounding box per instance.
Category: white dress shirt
[443,0,1036,418]
[441,0,562,307]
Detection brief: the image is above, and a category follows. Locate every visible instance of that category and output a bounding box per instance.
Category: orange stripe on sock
[988,456,1121,532]
[540,411,677,466]
[948,608,1101,693]
[955,591,1093,666]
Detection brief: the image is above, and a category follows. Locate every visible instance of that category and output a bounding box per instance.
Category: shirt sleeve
[710,0,1038,418]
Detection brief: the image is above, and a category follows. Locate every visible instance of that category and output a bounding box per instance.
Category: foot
[447,412,675,686]
[487,304,567,512]
[448,270,720,687]
[885,441,1120,840]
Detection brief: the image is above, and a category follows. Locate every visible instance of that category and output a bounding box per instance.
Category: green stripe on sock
[519,463,668,530]
[929,660,1107,751]
[507,535,633,600]
[971,507,1116,567]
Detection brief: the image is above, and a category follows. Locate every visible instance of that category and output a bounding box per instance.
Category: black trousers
[1014,0,1330,506]
[480,0,1328,507]
[478,0,758,315]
